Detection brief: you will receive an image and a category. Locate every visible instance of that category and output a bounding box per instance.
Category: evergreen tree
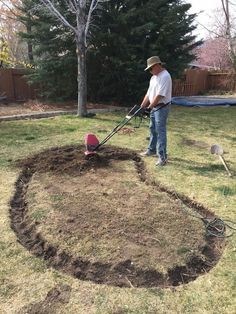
[18,0,77,100]
[87,0,201,103]
[18,0,201,103]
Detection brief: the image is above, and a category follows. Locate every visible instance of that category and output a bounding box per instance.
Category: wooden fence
[172,69,236,96]
[208,72,236,91]
[172,82,195,96]
[0,68,36,102]
[0,68,235,102]
[172,69,209,96]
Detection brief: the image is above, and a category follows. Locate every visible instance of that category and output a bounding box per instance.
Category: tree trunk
[221,0,235,68]
[26,18,34,63]
[76,40,87,117]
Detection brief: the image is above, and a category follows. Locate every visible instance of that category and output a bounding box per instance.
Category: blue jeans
[148,104,170,161]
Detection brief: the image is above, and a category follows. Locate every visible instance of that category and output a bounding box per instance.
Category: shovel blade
[210,144,224,156]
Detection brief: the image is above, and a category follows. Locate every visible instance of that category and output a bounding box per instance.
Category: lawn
[0,105,236,313]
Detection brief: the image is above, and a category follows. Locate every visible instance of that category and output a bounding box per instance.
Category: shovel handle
[219,155,232,177]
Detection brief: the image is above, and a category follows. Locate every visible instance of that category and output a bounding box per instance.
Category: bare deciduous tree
[39,0,104,116]
[199,0,236,69]
[220,0,236,66]
[206,0,236,69]
[194,37,232,70]
[0,0,29,65]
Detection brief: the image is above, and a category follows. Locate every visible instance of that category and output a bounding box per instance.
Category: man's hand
[140,94,149,108]
[147,104,156,109]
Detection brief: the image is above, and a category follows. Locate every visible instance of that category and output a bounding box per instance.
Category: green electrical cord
[201,217,236,238]
[181,206,236,238]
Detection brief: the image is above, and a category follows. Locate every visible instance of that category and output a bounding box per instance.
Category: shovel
[210,144,232,177]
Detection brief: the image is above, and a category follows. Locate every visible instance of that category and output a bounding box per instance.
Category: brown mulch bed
[0,100,115,117]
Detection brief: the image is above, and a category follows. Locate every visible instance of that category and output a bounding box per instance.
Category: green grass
[0,106,236,313]
[30,207,50,222]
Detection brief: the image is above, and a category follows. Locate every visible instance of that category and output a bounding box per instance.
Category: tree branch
[221,0,228,16]
[64,0,76,13]
[85,0,100,40]
[197,21,224,38]
[39,0,77,34]
[0,0,18,17]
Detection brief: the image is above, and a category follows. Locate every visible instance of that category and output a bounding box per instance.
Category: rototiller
[84,105,149,155]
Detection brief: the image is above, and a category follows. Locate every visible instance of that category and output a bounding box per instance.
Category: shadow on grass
[213,185,236,196]
[170,157,229,177]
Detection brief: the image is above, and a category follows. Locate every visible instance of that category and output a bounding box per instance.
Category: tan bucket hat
[144,56,165,71]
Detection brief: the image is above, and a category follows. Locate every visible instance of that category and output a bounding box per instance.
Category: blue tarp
[171,96,236,107]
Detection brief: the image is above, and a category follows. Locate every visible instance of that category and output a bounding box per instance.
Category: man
[140,56,172,166]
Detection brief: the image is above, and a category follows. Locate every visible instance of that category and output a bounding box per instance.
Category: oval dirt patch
[10,145,225,288]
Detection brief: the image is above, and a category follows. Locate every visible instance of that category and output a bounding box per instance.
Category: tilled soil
[10,145,225,288]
